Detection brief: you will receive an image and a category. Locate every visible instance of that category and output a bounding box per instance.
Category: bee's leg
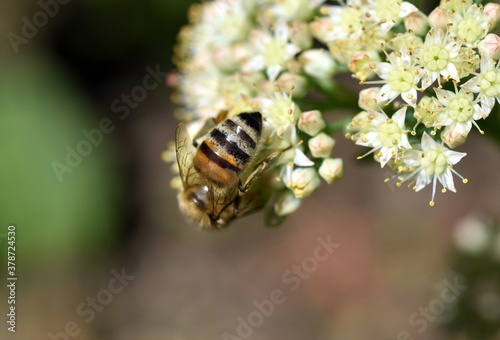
[233,192,265,219]
[215,109,229,123]
[239,146,292,193]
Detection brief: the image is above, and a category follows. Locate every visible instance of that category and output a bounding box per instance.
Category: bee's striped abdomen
[194,112,262,185]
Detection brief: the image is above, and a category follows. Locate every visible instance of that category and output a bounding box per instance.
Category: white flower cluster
[346,0,500,205]
[169,0,343,222]
[167,0,500,223]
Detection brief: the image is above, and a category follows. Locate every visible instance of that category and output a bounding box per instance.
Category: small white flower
[310,4,386,65]
[414,95,441,129]
[349,106,412,167]
[256,89,299,136]
[179,69,225,120]
[448,3,492,47]
[397,132,467,206]
[196,0,254,45]
[388,32,424,53]
[349,51,381,82]
[415,28,461,90]
[243,21,301,80]
[274,123,315,184]
[311,5,364,43]
[462,54,500,116]
[368,45,424,107]
[365,0,418,33]
[434,87,484,136]
[455,46,481,79]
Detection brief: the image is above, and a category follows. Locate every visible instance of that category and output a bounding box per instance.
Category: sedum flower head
[168,0,500,226]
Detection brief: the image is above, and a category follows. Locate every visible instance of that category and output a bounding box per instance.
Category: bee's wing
[175,123,196,188]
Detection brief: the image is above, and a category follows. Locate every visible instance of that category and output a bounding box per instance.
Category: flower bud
[441,125,467,149]
[358,87,381,111]
[440,0,472,11]
[287,167,320,198]
[404,11,429,36]
[309,17,335,44]
[274,190,302,216]
[308,133,335,158]
[478,34,500,59]
[299,49,337,79]
[289,21,313,50]
[298,110,326,136]
[484,3,500,27]
[428,7,453,29]
[318,158,343,184]
[277,72,308,98]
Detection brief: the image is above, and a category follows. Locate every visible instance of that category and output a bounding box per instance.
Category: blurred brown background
[1,0,500,339]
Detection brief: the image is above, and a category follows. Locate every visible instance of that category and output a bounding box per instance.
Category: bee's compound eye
[190,193,206,210]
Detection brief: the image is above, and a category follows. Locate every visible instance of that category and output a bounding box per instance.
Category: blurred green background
[1,1,500,339]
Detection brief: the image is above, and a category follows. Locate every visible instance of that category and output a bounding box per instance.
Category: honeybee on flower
[166,0,500,227]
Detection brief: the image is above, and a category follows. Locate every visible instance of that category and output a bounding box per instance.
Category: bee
[175,111,278,228]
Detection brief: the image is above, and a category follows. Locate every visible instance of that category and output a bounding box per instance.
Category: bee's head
[177,188,228,229]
